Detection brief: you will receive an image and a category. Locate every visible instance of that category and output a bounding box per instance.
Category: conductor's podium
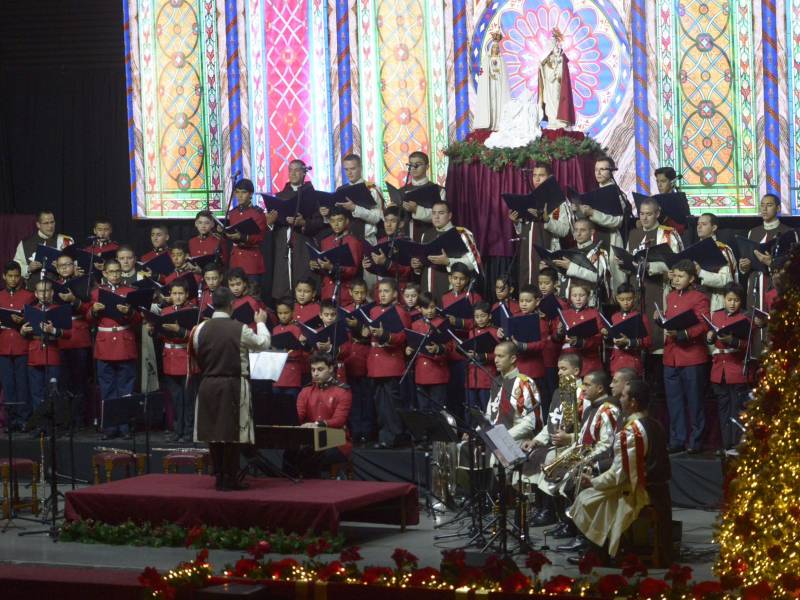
[254,425,346,451]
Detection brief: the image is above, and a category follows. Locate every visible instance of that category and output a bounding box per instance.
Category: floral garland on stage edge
[140,544,733,599]
[59,519,344,553]
[443,135,606,171]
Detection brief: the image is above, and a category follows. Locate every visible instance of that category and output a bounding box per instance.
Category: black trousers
[374,377,405,446]
[713,382,749,449]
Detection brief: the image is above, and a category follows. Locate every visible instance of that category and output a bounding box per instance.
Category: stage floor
[64,474,419,533]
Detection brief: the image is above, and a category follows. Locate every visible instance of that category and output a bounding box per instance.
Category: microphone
[302,165,313,173]
[509,237,522,242]
[232,170,242,180]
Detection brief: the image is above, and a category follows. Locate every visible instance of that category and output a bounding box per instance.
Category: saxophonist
[521,353,583,526]
[537,370,619,550]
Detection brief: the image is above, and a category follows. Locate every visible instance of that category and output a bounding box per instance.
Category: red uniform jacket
[411,316,451,385]
[341,301,370,379]
[293,301,321,325]
[140,247,170,263]
[272,323,305,389]
[84,240,120,258]
[366,303,412,378]
[514,312,551,379]
[492,299,520,316]
[466,325,499,389]
[199,288,214,316]
[164,268,202,289]
[0,287,35,356]
[556,306,603,375]
[662,289,710,368]
[232,295,272,332]
[228,204,267,275]
[318,233,363,304]
[441,289,483,334]
[608,310,652,375]
[24,303,71,367]
[189,234,229,266]
[86,285,141,361]
[709,309,751,384]
[296,379,352,456]
[159,304,191,376]
[541,294,569,368]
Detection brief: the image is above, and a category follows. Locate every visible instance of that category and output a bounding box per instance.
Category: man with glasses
[14,210,74,290]
[392,151,445,242]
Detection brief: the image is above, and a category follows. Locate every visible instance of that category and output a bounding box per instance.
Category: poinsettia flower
[305,539,332,558]
[233,558,259,578]
[620,553,647,577]
[543,574,574,594]
[742,581,772,599]
[691,580,723,597]
[184,525,204,547]
[665,563,693,586]
[596,573,628,597]
[391,548,419,570]
[408,566,441,587]
[316,560,346,582]
[500,571,531,592]
[248,540,271,559]
[525,550,551,575]
[578,550,602,575]
[638,577,670,598]
[362,566,394,585]
[340,546,363,563]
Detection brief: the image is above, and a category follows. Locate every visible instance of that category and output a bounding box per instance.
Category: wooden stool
[329,459,354,480]
[163,451,209,474]
[92,452,145,484]
[0,459,40,519]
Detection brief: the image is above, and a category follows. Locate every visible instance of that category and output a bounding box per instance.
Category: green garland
[59,519,344,553]
[443,135,606,171]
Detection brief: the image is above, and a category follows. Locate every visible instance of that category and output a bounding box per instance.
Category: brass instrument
[431,411,459,509]
[542,372,580,482]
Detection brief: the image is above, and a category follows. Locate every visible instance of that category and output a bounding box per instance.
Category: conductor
[190,286,271,490]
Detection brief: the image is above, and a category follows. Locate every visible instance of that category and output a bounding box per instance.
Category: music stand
[399,409,458,518]
[102,392,165,473]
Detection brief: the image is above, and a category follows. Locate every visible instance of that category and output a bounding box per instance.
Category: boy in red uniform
[498,284,551,399]
[464,301,499,416]
[21,280,71,418]
[604,282,652,376]
[199,263,223,316]
[146,279,195,442]
[54,252,93,427]
[87,259,141,439]
[141,223,170,263]
[0,261,35,431]
[223,178,268,297]
[363,278,411,448]
[407,292,451,412]
[271,297,306,417]
[228,267,272,331]
[341,279,374,443]
[538,267,568,405]
[402,283,421,321]
[83,217,120,271]
[661,259,710,454]
[292,278,320,325]
[362,206,413,293]
[190,210,229,266]
[288,352,352,478]
[553,281,603,376]
[312,300,351,382]
[493,276,520,317]
[707,282,751,452]
[310,207,363,305]
[164,241,202,292]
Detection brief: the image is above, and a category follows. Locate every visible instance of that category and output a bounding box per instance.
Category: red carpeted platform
[0,564,143,600]
[64,474,419,533]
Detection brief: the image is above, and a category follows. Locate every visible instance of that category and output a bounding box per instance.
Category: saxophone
[542,372,582,481]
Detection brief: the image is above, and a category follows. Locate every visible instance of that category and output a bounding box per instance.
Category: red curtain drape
[446,156,597,257]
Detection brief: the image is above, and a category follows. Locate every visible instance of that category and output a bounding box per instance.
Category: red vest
[228,205,267,275]
[709,309,751,384]
[608,310,652,375]
[318,233,363,304]
[411,317,451,385]
[272,323,305,388]
[25,303,72,366]
[366,304,412,378]
[160,304,191,376]
[662,289,709,368]
[189,234,229,266]
[558,306,603,375]
[0,287,35,356]
[466,325,499,389]
[87,285,140,361]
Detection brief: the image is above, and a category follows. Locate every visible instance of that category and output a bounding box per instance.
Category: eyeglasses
[409,163,425,169]
[105,269,121,274]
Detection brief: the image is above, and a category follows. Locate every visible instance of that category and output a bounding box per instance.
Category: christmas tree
[716,249,800,597]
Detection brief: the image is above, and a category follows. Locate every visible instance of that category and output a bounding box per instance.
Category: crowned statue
[473,30,510,132]
[537,28,576,130]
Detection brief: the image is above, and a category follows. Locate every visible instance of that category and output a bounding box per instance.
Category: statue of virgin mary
[538,28,576,130]
[472,31,510,132]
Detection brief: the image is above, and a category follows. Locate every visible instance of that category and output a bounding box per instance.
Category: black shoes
[556,535,590,553]
[531,508,557,527]
[545,521,576,539]
[667,445,686,454]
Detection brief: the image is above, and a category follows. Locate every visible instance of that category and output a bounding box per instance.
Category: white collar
[211,311,231,319]
[411,177,429,186]
[763,219,780,231]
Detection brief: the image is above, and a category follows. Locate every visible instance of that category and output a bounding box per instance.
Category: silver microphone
[509,237,522,242]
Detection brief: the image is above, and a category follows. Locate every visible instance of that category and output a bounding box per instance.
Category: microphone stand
[287,167,312,291]
[636,242,651,379]
[400,163,413,239]
[399,319,435,385]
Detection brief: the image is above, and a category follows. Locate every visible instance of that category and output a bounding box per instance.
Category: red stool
[163,451,209,474]
[1,459,40,519]
[92,452,145,484]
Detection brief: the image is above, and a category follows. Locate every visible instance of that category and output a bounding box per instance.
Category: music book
[0,307,23,328]
[249,351,289,381]
[270,331,302,351]
[502,176,564,220]
[441,296,473,320]
[49,275,93,303]
[336,182,377,209]
[189,254,220,270]
[396,228,469,265]
[404,326,451,355]
[532,244,597,274]
[359,305,405,333]
[505,313,541,343]
[141,307,199,331]
[491,302,511,327]
[224,217,262,237]
[734,236,772,274]
[605,313,645,340]
[231,302,255,325]
[539,293,563,321]
[98,288,155,320]
[136,252,175,277]
[579,185,625,216]
[131,277,165,292]
[305,242,356,267]
[34,244,63,272]
[301,320,349,348]
[703,313,750,340]
[261,193,317,223]
[672,237,728,272]
[309,190,338,211]
[403,183,443,209]
[24,303,73,334]
[612,243,674,272]
[460,331,498,354]
[654,307,699,330]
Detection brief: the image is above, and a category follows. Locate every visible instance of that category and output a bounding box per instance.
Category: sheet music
[249,351,289,380]
[486,425,527,468]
